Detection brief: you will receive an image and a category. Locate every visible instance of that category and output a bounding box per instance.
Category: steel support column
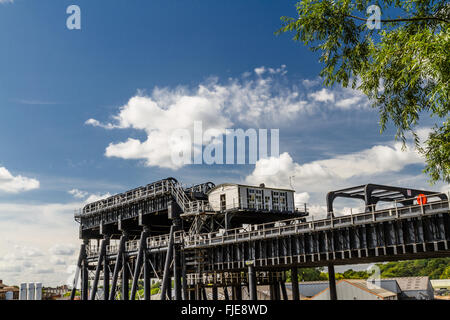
[173,244,182,300]
[223,287,229,300]
[81,239,89,301]
[280,280,288,300]
[291,267,299,300]
[248,264,257,300]
[109,234,127,300]
[122,250,130,300]
[160,225,175,300]
[103,251,109,301]
[143,250,151,300]
[130,228,149,300]
[90,237,108,300]
[272,281,280,300]
[70,242,86,301]
[212,285,218,300]
[181,254,188,300]
[232,285,242,300]
[328,264,337,300]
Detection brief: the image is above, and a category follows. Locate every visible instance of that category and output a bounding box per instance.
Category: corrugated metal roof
[431,279,450,288]
[390,277,431,291]
[344,280,397,299]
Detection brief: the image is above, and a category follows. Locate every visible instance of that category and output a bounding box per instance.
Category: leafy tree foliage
[278,0,449,183]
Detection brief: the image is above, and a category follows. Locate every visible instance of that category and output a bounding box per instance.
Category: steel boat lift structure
[71,177,450,301]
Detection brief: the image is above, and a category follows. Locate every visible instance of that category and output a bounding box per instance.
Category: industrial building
[0,280,19,300]
[311,279,398,300]
[288,277,434,300]
[207,183,296,213]
[391,277,434,300]
[71,178,450,300]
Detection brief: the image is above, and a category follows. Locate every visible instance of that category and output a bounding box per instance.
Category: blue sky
[0,0,448,285]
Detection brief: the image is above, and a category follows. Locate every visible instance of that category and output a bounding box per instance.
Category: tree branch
[346,14,450,24]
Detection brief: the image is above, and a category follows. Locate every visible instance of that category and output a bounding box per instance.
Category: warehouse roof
[344,280,397,299]
[431,279,450,289]
[207,183,294,194]
[390,277,431,291]
[310,279,397,300]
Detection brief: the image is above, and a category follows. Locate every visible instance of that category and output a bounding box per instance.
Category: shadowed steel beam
[81,239,89,301]
[173,244,182,300]
[273,281,280,300]
[122,251,130,300]
[232,285,242,300]
[291,267,299,300]
[109,235,127,300]
[130,229,149,300]
[70,242,86,300]
[280,280,288,300]
[223,287,229,300]
[181,253,188,300]
[328,264,337,300]
[103,237,110,300]
[248,263,257,300]
[144,250,151,300]
[90,238,108,300]
[212,286,218,300]
[104,254,109,300]
[160,225,175,300]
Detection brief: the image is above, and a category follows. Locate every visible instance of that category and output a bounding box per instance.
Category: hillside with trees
[287,258,450,282]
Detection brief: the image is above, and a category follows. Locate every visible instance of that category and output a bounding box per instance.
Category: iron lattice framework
[71,178,450,301]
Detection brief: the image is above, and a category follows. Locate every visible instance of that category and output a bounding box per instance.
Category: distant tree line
[287,258,450,282]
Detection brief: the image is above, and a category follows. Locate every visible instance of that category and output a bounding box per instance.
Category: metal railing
[75,178,215,219]
[179,193,449,248]
[85,193,449,257]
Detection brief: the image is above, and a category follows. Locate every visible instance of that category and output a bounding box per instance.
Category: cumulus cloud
[308,88,335,102]
[35,267,55,274]
[68,188,111,204]
[49,244,76,256]
[294,192,310,206]
[0,167,40,193]
[68,189,88,199]
[0,201,81,286]
[246,141,427,218]
[50,256,67,266]
[85,192,112,203]
[246,142,424,189]
[87,65,369,169]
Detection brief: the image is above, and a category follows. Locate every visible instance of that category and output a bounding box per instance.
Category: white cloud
[68,188,88,199]
[85,192,112,203]
[294,192,310,206]
[0,201,81,285]
[50,256,67,266]
[86,66,371,169]
[0,167,40,193]
[35,267,54,274]
[0,0,14,4]
[309,88,335,102]
[246,142,424,190]
[335,96,363,109]
[245,141,429,218]
[49,244,76,256]
[254,66,266,75]
[67,188,111,204]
